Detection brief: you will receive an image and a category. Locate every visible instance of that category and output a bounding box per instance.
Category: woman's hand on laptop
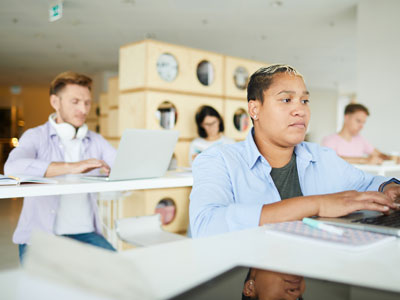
[381,183,400,205]
[70,159,111,175]
[317,190,398,218]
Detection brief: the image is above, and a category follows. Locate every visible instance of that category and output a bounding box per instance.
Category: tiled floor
[0,198,22,270]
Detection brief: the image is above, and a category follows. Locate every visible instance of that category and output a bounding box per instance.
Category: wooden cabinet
[100,39,270,240]
[118,91,223,139]
[224,56,267,100]
[119,40,224,97]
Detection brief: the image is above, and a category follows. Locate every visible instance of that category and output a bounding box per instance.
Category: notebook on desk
[264,221,395,251]
[317,209,400,237]
[83,129,179,181]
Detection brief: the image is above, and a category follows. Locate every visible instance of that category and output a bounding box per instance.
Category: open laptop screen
[83,129,179,181]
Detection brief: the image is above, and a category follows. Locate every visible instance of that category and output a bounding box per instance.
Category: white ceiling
[0,0,358,91]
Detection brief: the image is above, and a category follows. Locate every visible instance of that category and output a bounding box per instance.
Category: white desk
[119,226,400,299]
[1,226,400,299]
[353,162,400,177]
[0,171,193,199]
[0,171,193,248]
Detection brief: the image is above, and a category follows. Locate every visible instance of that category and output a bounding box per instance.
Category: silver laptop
[83,129,179,181]
[317,209,400,237]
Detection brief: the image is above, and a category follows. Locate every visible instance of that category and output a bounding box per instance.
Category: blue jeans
[18,244,27,264]
[18,232,115,264]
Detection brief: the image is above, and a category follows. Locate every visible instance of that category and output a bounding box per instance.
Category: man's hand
[317,190,397,218]
[366,154,383,165]
[45,159,111,177]
[393,156,400,164]
[69,159,111,175]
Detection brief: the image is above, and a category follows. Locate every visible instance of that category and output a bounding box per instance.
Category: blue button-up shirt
[189,129,386,238]
[4,121,116,244]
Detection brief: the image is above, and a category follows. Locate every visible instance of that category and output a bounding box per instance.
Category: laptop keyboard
[352,210,400,228]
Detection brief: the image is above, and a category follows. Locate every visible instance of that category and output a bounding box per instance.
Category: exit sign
[49,2,63,22]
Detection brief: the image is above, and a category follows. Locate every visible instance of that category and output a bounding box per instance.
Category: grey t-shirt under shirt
[270,153,303,200]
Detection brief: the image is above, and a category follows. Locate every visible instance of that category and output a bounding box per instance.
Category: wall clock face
[233,66,249,90]
[196,60,214,86]
[156,53,178,82]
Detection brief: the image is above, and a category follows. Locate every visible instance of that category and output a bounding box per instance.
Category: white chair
[115,214,187,247]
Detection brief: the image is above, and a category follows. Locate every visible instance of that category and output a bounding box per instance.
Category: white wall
[357,0,400,153]
[91,70,118,103]
[307,87,338,144]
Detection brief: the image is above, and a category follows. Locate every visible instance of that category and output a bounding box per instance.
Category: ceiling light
[122,0,135,4]
[270,1,283,7]
[144,33,156,39]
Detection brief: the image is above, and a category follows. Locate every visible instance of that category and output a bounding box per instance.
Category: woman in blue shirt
[190,64,400,238]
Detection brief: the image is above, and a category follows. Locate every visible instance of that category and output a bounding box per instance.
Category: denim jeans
[18,244,27,264]
[18,232,115,264]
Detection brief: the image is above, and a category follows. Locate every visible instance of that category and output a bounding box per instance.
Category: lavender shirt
[4,121,116,244]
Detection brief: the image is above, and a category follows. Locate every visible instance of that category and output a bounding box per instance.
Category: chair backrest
[115,214,187,247]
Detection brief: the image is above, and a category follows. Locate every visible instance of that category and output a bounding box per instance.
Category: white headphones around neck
[49,114,88,141]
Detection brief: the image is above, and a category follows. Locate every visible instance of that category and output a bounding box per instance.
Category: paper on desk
[116,214,186,247]
[264,221,396,251]
[22,232,154,300]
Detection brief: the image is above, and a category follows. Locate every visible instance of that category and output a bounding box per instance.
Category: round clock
[156,53,178,82]
[233,66,249,90]
[196,60,214,86]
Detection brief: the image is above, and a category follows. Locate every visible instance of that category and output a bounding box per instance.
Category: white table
[0,171,193,199]
[119,226,400,299]
[1,225,400,299]
[0,171,193,248]
[353,162,400,176]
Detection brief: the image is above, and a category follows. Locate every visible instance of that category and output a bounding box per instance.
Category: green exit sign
[49,2,63,22]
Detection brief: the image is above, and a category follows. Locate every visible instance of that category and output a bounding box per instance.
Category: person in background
[4,71,117,262]
[189,105,234,166]
[189,64,400,238]
[322,103,399,165]
[242,268,305,300]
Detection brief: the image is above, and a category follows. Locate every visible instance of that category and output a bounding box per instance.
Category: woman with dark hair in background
[188,105,234,166]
